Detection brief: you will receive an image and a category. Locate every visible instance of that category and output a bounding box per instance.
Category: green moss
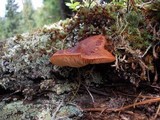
[126,11,142,28]
[127,34,150,49]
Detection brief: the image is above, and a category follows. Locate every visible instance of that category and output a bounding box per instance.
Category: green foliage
[65,0,81,11]
[0,0,62,39]
[65,0,98,11]
[4,0,21,38]
[0,0,37,39]
[126,11,142,28]
[21,0,35,32]
[5,0,19,18]
[33,0,61,27]
[0,18,6,39]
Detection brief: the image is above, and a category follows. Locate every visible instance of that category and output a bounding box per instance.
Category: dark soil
[75,82,160,120]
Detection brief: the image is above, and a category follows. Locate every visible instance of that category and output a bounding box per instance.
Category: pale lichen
[0,101,51,120]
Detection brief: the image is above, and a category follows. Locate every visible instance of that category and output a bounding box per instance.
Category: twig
[138,59,148,80]
[51,99,64,120]
[80,87,108,96]
[84,85,95,103]
[119,22,128,35]
[115,97,160,112]
[133,92,142,108]
[147,69,151,82]
[83,97,160,113]
[1,90,21,101]
[139,59,149,69]
[111,54,119,70]
[117,92,157,99]
[154,103,160,120]
[153,42,159,59]
[153,69,158,84]
[150,85,160,90]
[140,44,152,58]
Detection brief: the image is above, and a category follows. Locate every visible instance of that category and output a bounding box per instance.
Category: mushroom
[50,35,115,67]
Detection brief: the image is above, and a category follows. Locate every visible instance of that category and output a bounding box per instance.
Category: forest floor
[1,76,160,120]
[77,81,160,119]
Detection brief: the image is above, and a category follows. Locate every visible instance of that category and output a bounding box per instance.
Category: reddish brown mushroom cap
[50,35,115,67]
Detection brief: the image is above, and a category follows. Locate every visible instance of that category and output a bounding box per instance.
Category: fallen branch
[83,97,160,113]
[115,97,160,111]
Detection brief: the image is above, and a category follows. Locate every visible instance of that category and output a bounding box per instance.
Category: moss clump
[0,1,160,98]
[0,101,51,120]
